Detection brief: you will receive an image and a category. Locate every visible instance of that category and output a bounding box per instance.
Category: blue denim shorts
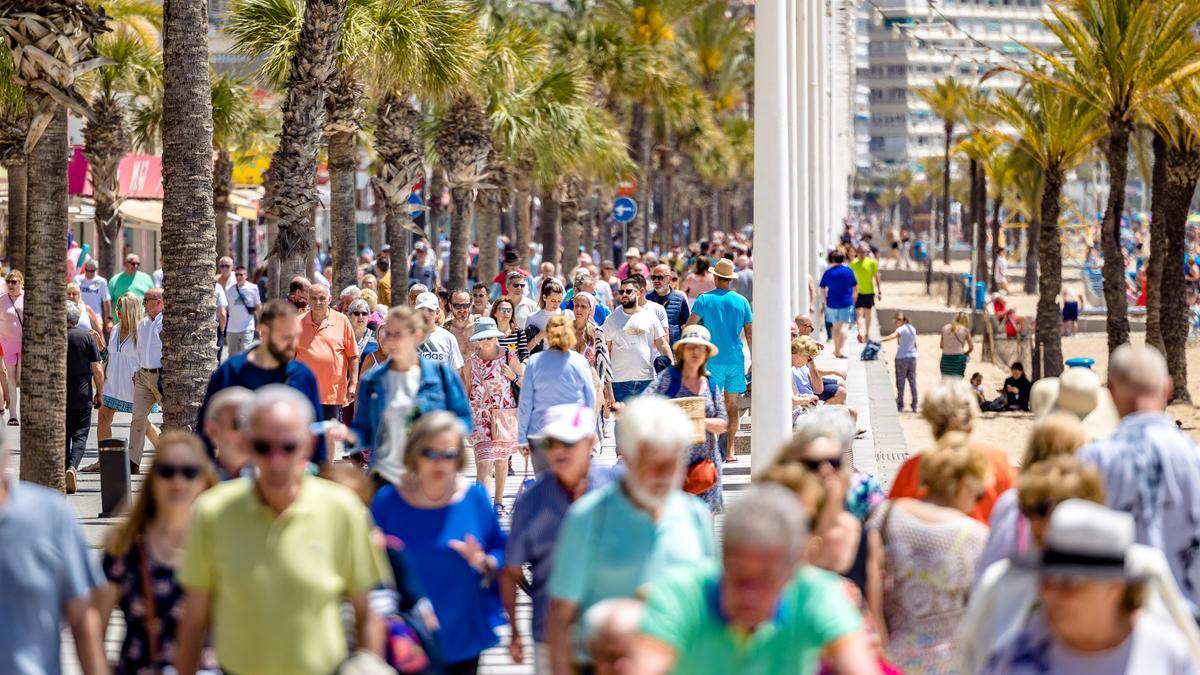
[612,379,652,402]
[826,305,855,325]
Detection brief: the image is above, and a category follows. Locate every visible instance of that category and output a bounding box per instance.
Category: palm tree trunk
[477,198,500,287]
[597,185,613,266]
[1101,120,1133,352]
[661,171,674,249]
[161,0,217,431]
[941,121,953,265]
[384,206,411,306]
[580,181,595,260]
[561,184,580,275]
[974,162,989,289]
[627,102,648,250]
[1024,216,1040,294]
[328,129,358,292]
[19,105,68,488]
[514,175,532,268]
[448,193,470,290]
[263,0,348,286]
[539,186,560,270]
[1036,168,1066,380]
[1146,133,1169,352]
[89,153,122,280]
[990,193,1002,292]
[1155,137,1200,402]
[214,147,233,260]
[427,168,446,244]
[5,162,26,273]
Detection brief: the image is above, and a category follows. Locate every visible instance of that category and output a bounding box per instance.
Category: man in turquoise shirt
[546,398,715,674]
[687,257,752,463]
[630,484,877,675]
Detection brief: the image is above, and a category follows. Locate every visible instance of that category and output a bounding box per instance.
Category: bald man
[1077,345,1200,614]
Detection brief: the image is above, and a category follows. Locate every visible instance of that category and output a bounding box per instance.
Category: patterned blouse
[102,542,218,674]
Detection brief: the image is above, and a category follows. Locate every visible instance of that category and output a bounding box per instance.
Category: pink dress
[0,291,22,366]
[468,353,518,461]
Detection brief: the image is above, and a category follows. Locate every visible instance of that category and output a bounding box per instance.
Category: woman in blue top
[371,412,506,675]
[517,315,597,472]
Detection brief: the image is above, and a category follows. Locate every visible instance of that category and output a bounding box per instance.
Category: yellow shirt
[178,475,388,675]
[378,272,392,306]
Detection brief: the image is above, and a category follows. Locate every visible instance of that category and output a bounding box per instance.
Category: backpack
[860,340,881,361]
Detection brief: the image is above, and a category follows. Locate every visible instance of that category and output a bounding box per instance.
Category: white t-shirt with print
[602,306,665,382]
[418,326,465,369]
[73,274,109,318]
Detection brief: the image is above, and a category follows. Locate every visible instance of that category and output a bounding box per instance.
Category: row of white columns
[752,0,854,468]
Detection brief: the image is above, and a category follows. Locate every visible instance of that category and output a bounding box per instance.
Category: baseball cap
[414,292,440,311]
[538,404,597,444]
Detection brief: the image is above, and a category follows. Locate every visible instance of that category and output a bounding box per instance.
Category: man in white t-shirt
[216,256,236,291]
[213,281,228,359]
[73,259,110,332]
[224,265,261,358]
[413,292,464,371]
[629,272,669,337]
[601,275,671,403]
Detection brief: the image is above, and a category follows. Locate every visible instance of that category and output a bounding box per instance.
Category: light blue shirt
[1078,412,1200,613]
[895,323,918,360]
[517,348,597,445]
[690,289,752,367]
[0,479,104,675]
[548,482,715,655]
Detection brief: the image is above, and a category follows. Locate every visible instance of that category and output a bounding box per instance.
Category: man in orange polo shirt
[296,283,359,421]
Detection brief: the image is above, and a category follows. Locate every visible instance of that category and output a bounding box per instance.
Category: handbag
[490,352,520,444]
[683,458,717,495]
[383,613,432,673]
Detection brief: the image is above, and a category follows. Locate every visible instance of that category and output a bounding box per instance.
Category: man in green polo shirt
[108,253,156,320]
[630,484,877,675]
[848,244,882,342]
[175,385,388,675]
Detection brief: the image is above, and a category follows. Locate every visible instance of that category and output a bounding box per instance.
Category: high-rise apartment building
[863,0,1059,169]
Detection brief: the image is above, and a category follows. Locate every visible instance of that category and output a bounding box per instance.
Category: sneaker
[494,502,508,517]
[65,468,77,495]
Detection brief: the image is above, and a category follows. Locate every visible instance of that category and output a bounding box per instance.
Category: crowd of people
[6,223,1200,675]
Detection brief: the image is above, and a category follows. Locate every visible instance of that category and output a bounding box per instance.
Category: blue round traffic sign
[613,196,638,224]
[408,192,425,218]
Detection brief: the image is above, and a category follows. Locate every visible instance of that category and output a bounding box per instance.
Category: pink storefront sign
[67,146,164,199]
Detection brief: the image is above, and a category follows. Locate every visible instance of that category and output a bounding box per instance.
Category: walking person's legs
[476,457,494,497]
[494,455,509,505]
[5,355,18,423]
[97,404,115,440]
[895,358,907,410]
[906,358,919,410]
[128,370,160,469]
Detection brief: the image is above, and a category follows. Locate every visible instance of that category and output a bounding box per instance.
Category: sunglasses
[1020,500,1058,519]
[650,275,667,280]
[452,303,470,310]
[420,448,460,461]
[497,307,513,314]
[799,456,843,472]
[350,311,369,317]
[473,293,487,298]
[619,289,638,295]
[219,264,232,269]
[154,463,202,480]
[252,439,300,456]
[127,261,141,267]
[510,283,526,288]
[5,278,18,284]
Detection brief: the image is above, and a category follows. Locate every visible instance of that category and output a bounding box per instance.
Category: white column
[790,0,809,317]
[805,0,821,301]
[818,0,832,251]
[752,0,793,469]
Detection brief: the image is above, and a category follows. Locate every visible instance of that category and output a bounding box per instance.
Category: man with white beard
[545,396,716,675]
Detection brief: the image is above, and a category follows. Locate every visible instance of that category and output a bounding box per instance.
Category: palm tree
[1,0,108,489]
[986,148,1018,291]
[1015,0,1200,352]
[227,0,351,289]
[918,77,969,265]
[1143,80,1200,402]
[0,50,27,272]
[988,80,1103,379]
[210,72,256,260]
[82,7,161,278]
[1006,148,1045,294]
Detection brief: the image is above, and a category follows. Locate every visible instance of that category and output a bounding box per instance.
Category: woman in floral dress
[463,317,523,514]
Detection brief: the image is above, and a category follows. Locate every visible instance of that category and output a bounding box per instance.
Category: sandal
[6,418,17,426]
[494,502,508,517]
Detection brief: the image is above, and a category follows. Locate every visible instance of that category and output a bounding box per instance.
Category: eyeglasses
[127,261,141,267]
[509,283,526,288]
[420,448,460,462]
[350,311,369,317]
[219,264,232,269]
[497,307,513,314]
[452,303,470,310]
[252,439,300,456]
[154,463,202,480]
[799,456,843,472]
[619,289,638,296]
[1020,500,1058,519]
[473,293,488,299]
[650,275,667,281]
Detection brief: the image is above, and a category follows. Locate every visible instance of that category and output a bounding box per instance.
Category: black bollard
[98,438,131,517]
